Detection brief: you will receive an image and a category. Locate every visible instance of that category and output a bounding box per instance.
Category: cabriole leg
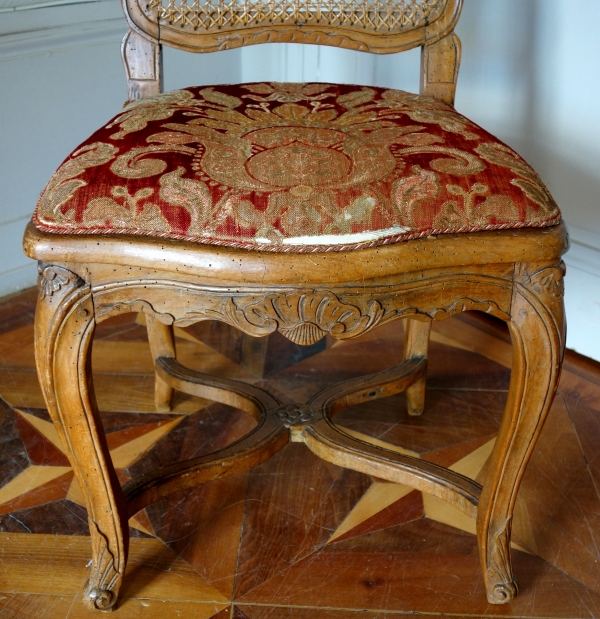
[35,265,129,611]
[404,318,431,416]
[147,314,176,412]
[477,263,565,603]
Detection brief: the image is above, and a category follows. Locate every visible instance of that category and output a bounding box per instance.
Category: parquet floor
[1,288,600,618]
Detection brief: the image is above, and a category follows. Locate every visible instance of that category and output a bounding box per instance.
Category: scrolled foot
[84,581,116,612]
[406,398,424,416]
[487,581,517,605]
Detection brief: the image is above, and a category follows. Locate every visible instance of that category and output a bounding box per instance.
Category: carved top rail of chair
[122,0,461,53]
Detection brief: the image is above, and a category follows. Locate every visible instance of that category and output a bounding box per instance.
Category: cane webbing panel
[149,0,445,33]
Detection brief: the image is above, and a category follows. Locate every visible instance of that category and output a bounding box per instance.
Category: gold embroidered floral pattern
[39,142,118,218]
[34,82,561,252]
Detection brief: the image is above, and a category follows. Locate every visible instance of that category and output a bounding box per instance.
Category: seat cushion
[33,82,561,253]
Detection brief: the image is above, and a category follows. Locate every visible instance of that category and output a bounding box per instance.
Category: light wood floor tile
[0,593,74,619]
[67,599,227,619]
[0,534,228,604]
[0,467,72,507]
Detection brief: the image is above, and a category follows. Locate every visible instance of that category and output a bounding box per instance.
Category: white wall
[1,0,599,360]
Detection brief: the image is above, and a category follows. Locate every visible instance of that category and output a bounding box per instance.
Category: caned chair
[23,0,567,611]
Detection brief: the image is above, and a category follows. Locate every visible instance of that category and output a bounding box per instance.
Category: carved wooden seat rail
[23,0,567,611]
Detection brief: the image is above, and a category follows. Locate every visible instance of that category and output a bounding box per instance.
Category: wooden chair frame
[23,0,568,610]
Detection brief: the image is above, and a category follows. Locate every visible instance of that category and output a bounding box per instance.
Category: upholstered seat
[33,82,560,252]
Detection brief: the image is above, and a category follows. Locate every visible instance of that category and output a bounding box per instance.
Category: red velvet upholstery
[34,82,560,253]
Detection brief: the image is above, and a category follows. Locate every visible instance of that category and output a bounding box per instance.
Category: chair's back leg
[420,32,461,105]
[477,262,565,604]
[147,315,176,412]
[404,318,431,416]
[122,29,162,101]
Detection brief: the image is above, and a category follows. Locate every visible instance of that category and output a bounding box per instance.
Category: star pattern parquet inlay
[1,288,600,618]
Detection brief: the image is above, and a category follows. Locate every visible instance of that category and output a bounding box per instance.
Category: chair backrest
[121,0,463,104]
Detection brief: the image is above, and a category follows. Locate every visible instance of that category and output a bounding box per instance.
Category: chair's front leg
[404,318,431,416]
[477,262,565,603]
[146,314,176,412]
[35,265,129,612]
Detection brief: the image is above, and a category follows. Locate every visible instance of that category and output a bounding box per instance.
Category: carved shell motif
[220,291,386,345]
[37,264,81,299]
[516,262,566,299]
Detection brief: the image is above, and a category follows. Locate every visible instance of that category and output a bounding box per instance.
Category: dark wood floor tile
[0,399,13,427]
[563,349,600,388]
[456,310,512,343]
[253,380,295,406]
[559,369,600,414]
[97,411,179,434]
[263,331,327,377]
[0,471,73,517]
[233,607,251,619]
[426,343,511,390]
[148,474,248,598]
[128,404,255,476]
[0,499,89,535]
[331,317,511,390]
[234,444,371,599]
[0,408,30,489]
[238,606,481,619]
[237,518,600,617]
[177,405,255,463]
[93,313,141,341]
[0,593,74,619]
[15,413,70,467]
[335,389,505,455]
[518,395,600,594]
[422,433,497,468]
[182,320,303,381]
[265,334,404,403]
[564,393,600,493]
[182,320,279,380]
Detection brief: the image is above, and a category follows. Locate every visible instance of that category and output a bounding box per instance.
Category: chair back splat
[122,0,462,103]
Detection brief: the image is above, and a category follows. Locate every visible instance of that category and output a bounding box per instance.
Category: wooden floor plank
[237,519,600,618]
[0,593,74,619]
[237,606,486,619]
[0,534,228,604]
[0,368,205,414]
[67,599,227,619]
